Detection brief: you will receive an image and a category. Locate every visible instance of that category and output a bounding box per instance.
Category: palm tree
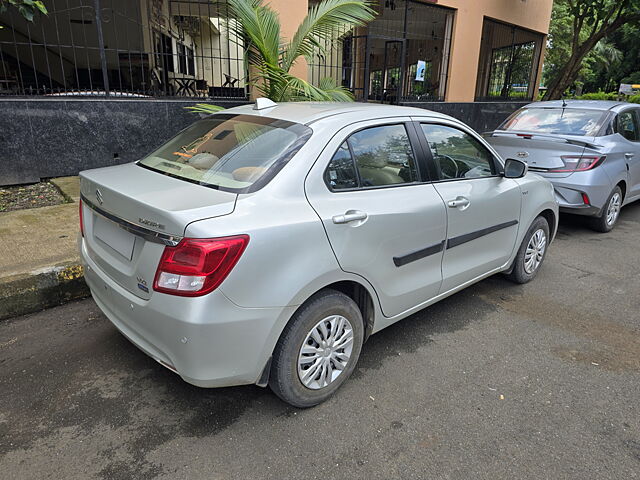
[188,0,376,114]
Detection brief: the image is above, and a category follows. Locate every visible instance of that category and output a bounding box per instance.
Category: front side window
[326,124,420,190]
[616,111,640,141]
[500,108,605,136]
[421,124,495,180]
[139,114,311,192]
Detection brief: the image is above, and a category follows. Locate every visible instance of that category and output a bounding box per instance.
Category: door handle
[625,152,635,159]
[447,196,470,209]
[332,211,368,224]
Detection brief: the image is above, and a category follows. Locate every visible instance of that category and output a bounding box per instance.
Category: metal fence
[0,0,248,99]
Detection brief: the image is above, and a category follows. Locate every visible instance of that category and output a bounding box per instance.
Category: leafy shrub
[576,92,617,100]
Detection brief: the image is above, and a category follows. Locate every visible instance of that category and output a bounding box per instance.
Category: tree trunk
[543,42,595,100]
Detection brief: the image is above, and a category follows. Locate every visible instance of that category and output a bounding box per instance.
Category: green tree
[189,0,375,114]
[543,0,640,100]
[0,0,47,22]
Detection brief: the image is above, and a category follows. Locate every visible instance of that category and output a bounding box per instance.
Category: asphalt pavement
[1,203,639,480]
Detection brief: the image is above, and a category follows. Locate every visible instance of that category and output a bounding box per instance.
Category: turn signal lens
[153,235,249,297]
[549,155,606,172]
[79,199,85,237]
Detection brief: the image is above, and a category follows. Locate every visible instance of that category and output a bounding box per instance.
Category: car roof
[221,101,454,126]
[522,100,632,112]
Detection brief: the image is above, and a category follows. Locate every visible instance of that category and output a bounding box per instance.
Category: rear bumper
[540,170,613,217]
[80,238,295,388]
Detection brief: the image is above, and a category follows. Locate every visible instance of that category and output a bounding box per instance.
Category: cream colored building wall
[436,0,553,101]
[267,0,309,81]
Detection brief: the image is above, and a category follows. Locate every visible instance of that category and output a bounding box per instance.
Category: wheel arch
[616,180,627,201]
[257,277,379,387]
[537,208,557,240]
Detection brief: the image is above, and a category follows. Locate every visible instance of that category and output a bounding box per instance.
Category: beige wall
[268,0,309,81]
[417,0,552,101]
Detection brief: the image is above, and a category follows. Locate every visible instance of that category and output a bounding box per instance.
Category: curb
[0,263,89,321]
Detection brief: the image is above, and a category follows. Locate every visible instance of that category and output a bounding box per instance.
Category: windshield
[138,114,312,192]
[500,108,606,136]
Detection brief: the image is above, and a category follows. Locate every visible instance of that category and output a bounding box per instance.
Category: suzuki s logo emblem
[516,151,529,158]
[95,189,104,205]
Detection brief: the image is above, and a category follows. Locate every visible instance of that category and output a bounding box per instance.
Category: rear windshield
[500,108,606,136]
[138,113,312,192]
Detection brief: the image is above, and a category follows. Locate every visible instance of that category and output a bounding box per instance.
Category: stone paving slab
[0,177,88,320]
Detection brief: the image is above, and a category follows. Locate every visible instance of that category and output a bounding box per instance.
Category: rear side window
[326,124,419,190]
[500,108,605,136]
[138,114,311,193]
[615,111,640,141]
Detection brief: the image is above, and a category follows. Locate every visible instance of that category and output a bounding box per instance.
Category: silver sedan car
[485,100,640,232]
[79,101,558,407]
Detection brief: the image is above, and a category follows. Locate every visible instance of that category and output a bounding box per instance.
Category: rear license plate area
[93,215,136,261]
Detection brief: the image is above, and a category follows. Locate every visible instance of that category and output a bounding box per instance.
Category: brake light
[79,199,85,237]
[582,192,590,205]
[153,235,249,297]
[549,155,606,172]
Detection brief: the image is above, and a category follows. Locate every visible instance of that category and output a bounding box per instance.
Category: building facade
[0,0,552,103]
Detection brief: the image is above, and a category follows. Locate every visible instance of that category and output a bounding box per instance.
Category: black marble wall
[400,101,529,133]
[0,99,526,186]
[0,98,248,185]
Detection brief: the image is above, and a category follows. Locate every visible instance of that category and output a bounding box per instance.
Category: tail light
[153,235,249,297]
[549,155,606,173]
[79,199,85,237]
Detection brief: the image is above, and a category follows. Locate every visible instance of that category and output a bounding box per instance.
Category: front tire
[590,186,622,233]
[505,216,550,284]
[269,289,364,408]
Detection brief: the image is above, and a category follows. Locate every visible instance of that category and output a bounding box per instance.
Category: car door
[305,119,447,318]
[417,121,522,293]
[616,108,640,199]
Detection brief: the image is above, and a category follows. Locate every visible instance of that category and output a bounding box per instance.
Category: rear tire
[505,216,550,284]
[269,289,364,408]
[590,186,622,233]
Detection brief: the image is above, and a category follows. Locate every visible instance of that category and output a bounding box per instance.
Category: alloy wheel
[297,315,354,390]
[606,192,621,227]
[524,228,546,274]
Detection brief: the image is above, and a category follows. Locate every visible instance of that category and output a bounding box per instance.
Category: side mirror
[503,158,528,179]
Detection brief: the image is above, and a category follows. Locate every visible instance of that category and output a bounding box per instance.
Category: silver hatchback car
[485,100,640,232]
[79,101,558,407]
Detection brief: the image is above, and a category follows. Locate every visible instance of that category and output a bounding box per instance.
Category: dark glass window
[421,124,495,180]
[475,19,544,101]
[186,47,195,76]
[161,33,174,73]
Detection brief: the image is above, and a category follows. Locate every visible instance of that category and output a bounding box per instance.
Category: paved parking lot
[1,203,639,480]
